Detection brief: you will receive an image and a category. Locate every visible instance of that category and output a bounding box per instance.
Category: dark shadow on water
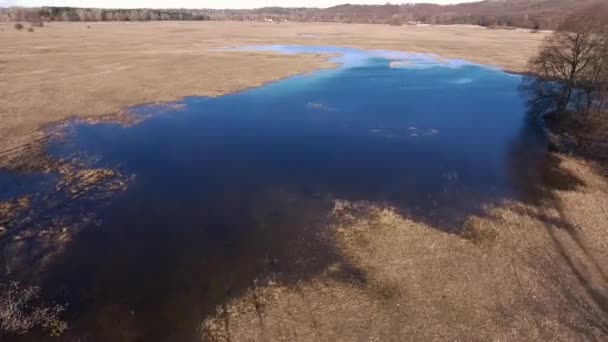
[506,114,586,205]
[11,189,367,341]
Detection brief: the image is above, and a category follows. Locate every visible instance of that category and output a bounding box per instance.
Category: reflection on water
[1,46,551,340]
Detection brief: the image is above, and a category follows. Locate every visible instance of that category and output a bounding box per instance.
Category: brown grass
[0,21,548,154]
[201,155,608,341]
[546,111,608,172]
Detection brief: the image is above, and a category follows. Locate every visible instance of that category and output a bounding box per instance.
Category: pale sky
[1,0,479,9]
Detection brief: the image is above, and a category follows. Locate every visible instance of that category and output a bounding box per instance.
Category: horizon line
[0,1,483,11]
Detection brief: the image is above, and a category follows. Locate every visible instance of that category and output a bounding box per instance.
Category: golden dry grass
[0,21,548,153]
[201,155,608,341]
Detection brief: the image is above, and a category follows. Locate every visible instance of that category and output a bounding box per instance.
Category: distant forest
[1,0,606,29]
[0,7,211,22]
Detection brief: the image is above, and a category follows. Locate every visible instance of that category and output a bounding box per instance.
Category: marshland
[1,3,608,341]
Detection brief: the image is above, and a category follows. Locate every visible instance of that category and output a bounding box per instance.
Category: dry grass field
[0,21,548,153]
[3,20,608,341]
[201,155,608,340]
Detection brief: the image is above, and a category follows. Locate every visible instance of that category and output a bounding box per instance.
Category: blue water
[2,46,549,340]
[46,47,541,224]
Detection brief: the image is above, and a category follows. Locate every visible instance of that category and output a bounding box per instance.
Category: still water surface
[4,46,549,340]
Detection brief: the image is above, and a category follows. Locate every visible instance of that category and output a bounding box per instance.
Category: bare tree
[524,3,608,114]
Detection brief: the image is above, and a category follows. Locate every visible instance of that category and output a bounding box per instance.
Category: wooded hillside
[1,0,605,29]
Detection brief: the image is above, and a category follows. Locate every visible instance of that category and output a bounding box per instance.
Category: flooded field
[1,46,553,340]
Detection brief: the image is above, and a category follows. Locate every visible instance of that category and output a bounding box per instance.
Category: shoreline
[0,45,508,168]
[0,53,336,167]
[0,21,547,160]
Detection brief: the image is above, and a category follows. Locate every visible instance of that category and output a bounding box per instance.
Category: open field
[0,21,548,154]
[4,20,608,341]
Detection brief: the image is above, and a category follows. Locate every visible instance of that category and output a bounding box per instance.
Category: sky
[0,0,479,9]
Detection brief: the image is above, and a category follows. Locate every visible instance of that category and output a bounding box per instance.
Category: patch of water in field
[2,46,550,340]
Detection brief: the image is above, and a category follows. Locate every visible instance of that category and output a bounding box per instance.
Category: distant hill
[217,0,606,29]
[1,0,605,29]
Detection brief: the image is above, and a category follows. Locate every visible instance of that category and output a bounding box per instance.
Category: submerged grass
[0,146,133,282]
[0,281,67,337]
[2,148,607,340]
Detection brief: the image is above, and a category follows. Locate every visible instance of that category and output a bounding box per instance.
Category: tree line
[0,7,211,22]
[1,1,604,29]
[522,3,608,116]
[521,3,608,163]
